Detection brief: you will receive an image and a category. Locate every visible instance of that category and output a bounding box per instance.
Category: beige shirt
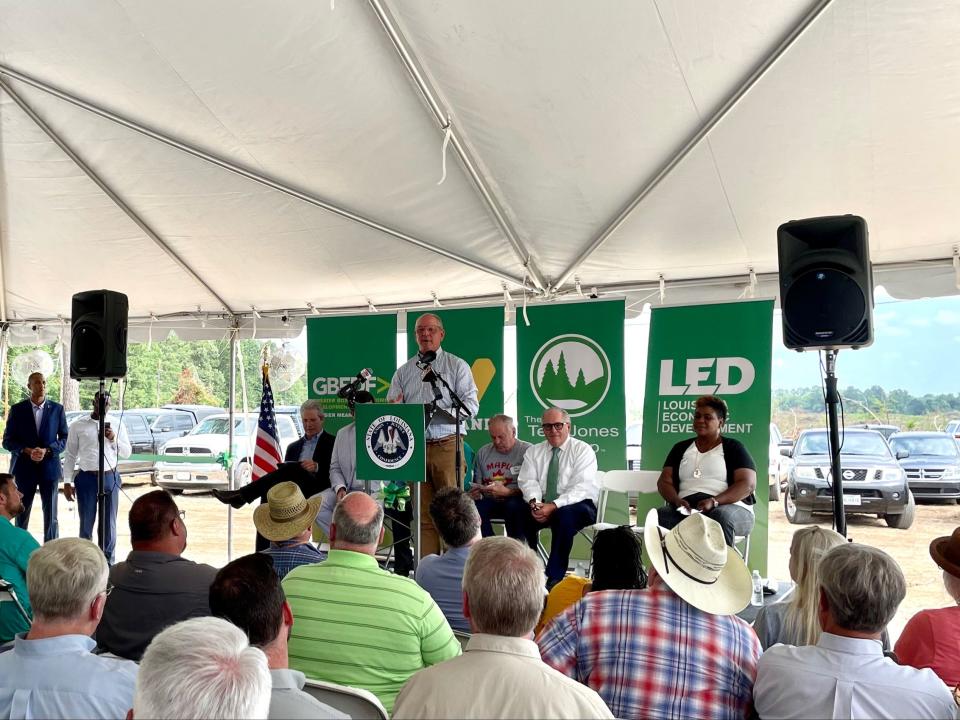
[392,633,613,720]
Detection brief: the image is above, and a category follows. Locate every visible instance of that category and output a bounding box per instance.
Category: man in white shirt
[392,536,612,720]
[517,407,600,588]
[755,542,956,720]
[62,392,131,563]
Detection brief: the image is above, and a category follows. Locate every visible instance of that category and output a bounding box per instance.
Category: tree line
[774,385,960,417]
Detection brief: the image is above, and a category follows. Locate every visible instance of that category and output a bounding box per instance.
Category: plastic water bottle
[751,570,764,607]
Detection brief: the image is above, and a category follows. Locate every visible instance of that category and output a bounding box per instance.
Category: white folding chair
[578,470,661,571]
[302,678,389,720]
[0,578,31,637]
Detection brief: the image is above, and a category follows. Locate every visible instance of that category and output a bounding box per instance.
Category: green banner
[405,307,503,456]
[516,299,626,471]
[307,314,397,433]
[355,403,426,484]
[641,299,774,573]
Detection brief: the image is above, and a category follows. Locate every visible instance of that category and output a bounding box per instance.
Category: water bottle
[751,570,764,607]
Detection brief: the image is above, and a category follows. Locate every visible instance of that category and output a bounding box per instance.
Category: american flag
[252,365,282,481]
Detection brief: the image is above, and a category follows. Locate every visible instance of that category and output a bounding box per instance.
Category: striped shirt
[260,540,326,580]
[282,549,460,713]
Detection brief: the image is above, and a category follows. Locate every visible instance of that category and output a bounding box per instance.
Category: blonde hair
[782,526,845,646]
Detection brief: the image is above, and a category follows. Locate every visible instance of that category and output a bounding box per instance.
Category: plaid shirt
[260,541,326,580]
[537,580,761,720]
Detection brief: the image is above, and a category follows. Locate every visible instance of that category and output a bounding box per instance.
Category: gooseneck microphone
[337,368,372,398]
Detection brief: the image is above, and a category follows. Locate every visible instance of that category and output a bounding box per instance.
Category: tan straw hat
[643,508,753,615]
[253,481,322,542]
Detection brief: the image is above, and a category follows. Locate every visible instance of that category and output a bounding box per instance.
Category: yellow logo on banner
[471,358,496,401]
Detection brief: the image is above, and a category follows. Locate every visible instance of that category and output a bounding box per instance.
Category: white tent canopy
[1,0,958,332]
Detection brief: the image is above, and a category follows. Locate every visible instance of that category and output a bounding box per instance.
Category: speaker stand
[96,377,108,557]
[823,350,846,537]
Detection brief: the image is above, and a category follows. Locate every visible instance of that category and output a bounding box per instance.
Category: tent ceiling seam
[0,64,531,291]
[549,0,836,294]
[367,0,548,293]
[0,76,237,316]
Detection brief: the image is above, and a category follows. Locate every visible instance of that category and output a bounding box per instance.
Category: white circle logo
[530,334,611,418]
[365,414,415,469]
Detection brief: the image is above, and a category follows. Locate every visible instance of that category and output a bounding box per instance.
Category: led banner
[516,299,626,471]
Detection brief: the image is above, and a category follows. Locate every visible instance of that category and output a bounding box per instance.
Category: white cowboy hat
[253,481,322,542]
[643,508,752,615]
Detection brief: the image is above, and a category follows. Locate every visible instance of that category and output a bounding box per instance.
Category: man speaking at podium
[387,313,478,557]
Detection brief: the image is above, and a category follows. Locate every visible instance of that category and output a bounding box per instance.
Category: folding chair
[0,578,31,647]
[302,678,389,720]
[578,470,662,571]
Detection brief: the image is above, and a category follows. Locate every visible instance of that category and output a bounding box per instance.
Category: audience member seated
[415,487,481,633]
[535,525,647,635]
[209,553,347,719]
[255,482,326,579]
[282,492,460,714]
[538,509,760,720]
[895,526,960,688]
[0,538,137,718]
[393,536,613,719]
[753,525,845,649]
[134,616,271,720]
[755,543,955,719]
[470,414,531,538]
[97,489,217,660]
[0,473,39,643]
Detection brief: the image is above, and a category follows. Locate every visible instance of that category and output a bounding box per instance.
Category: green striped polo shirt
[282,548,460,713]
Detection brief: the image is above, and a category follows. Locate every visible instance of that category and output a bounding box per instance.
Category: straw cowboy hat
[253,481,322,542]
[930,527,960,579]
[643,508,753,615]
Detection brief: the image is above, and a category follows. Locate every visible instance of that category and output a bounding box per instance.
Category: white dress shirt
[518,437,600,508]
[62,416,131,476]
[755,632,957,720]
[387,347,479,440]
[329,422,382,495]
[31,401,44,433]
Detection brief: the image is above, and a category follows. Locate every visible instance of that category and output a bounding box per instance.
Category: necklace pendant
[692,468,702,479]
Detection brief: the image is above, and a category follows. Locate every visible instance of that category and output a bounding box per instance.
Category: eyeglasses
[541,422,567,432]
[103,583,114,597]
[177,510,186,521]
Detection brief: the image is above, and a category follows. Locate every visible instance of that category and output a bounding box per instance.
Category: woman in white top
[656,395,757,546]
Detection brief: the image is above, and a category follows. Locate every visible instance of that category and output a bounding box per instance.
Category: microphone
[337,368,372,398]
[417,350,437,365]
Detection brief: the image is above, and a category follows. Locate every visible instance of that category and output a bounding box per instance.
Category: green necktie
[544,446,560,502]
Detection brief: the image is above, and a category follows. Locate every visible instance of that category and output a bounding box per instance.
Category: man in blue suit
[1,372,69,541]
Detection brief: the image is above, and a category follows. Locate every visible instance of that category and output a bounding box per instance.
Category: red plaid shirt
[537,579,761,720]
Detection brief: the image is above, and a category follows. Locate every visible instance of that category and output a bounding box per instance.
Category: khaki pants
[420,436,466,557]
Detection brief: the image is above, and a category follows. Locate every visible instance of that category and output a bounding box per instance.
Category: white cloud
[936,310,960,325]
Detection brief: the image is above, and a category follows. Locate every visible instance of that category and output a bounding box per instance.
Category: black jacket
[284,430,335,495]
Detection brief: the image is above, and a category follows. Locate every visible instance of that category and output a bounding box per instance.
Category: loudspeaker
[777,215,873,351]
[70,290,129,379]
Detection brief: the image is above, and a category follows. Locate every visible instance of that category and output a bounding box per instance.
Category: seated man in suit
[1,372,68,542]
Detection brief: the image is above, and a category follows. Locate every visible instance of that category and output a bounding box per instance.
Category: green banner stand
[306,314,397,434]
[641,299,774,574]
[355,403,426,485]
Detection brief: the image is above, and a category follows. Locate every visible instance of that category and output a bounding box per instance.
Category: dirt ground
[22,477,959,643]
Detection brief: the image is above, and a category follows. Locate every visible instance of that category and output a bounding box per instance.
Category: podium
[355,403,427,569]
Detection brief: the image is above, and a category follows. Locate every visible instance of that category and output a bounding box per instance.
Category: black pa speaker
[70,290,129,379]
[777,215,873,351]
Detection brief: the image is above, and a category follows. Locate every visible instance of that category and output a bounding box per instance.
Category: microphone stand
[97,378,107,555]
[422,365,472,489]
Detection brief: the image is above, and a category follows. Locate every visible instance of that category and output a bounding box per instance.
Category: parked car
[889,431,960,501]
[946,420,960,444]
[154,413,300,492]
[276,405,305,437]
[61,412,155,476]
[148,408,200,449]
[851,423,900,440]
[783,428,914,529]
[768,423,788,501]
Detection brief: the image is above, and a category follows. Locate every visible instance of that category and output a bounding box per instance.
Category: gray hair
[27,538,107,621]
[332,494,384,545]
[415,313,444,330]
[488,414,515,431]
[463,537,544,636]
[135,616,271,720]
[819,543,905,633]
[299,399,324,417]
[543,407,571,424]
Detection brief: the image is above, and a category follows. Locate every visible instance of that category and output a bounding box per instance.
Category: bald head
[330,492,384,552]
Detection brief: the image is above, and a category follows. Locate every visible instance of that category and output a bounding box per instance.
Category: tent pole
[0,76,236,315]
[227,322,238,562]
[366,0,546,293]
[551,0,836,293]
[0,64,531,291]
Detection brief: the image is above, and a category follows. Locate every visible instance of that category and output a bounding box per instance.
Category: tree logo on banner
[530,334,611,418]
[365,414,416,469]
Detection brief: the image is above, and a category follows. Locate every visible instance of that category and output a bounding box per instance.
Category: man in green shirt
[0,473,40,642]
[283,492,460,713]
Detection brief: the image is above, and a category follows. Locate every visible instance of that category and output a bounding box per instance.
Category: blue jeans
[476,495,529,539]
[657,493,755,547]
[524,499,597,582]
[15,473,59,542]
[75,470,121,563]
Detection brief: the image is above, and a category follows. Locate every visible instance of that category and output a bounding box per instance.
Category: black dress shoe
[212,488,246,509]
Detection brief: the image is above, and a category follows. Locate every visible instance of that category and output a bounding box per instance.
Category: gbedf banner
[355,403,426,484]
[517,299,626,470]
[405,306,502,455]
[641,298,774,573]
[306,314,397,434]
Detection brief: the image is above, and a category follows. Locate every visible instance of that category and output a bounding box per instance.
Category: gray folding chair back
[302,678,389,720]
[0,578,31,635]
